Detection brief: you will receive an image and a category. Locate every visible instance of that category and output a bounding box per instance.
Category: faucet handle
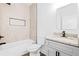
[62,31,65,37]
[0,36,4,39]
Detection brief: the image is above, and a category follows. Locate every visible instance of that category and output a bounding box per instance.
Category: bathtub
[0,39,34,56]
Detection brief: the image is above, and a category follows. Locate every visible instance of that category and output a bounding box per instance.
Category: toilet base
[29,50,40,56]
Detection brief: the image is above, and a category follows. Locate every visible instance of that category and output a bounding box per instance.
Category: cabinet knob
[56,51,58,56]
[56,51,60,56]
[58,52,60,56]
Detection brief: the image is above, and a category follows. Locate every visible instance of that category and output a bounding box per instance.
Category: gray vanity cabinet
[48,47,57,56]
[40,39,75,56]
[48,46,70,56]
[41,39,79,56]
[73,47,79,56]
[56,51,69,56]
[48,40,71,56]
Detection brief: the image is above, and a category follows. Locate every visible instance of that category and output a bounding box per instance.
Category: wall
[0,3,31,43]
[30,3,37,42]
[37,3,57,45]
[37,3,79,45]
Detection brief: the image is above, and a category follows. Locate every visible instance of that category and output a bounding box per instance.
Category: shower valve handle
[0,36,4,39]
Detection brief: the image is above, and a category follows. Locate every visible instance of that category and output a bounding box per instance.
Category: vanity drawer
[48,40,73,55]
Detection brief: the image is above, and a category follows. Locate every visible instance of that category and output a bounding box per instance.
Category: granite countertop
[46,35,79,47]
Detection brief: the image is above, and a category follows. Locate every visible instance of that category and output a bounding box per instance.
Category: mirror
[56,3,78,30]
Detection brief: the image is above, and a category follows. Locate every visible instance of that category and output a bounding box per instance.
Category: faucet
[62,31,65,37]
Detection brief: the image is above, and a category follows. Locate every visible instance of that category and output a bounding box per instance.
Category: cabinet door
[59,52,70,56]
[48,47,56,56]
[48,47,70,56]
[73,47,79,56]
[57,51,70,56]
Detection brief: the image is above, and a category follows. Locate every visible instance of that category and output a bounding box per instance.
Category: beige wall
[0,3,31,43]
[30,3,37,42]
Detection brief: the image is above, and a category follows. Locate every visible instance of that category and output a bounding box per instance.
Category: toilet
[27,38,45,56]
[27,44,42,56]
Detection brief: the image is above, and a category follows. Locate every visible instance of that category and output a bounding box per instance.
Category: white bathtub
[0,39,34,56]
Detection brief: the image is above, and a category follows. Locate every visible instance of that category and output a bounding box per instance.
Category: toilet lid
[27,44,41,52]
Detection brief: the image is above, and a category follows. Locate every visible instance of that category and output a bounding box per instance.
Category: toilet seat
[27,44,41,56]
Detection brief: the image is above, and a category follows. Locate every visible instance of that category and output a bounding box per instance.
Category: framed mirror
[56,3,78,30]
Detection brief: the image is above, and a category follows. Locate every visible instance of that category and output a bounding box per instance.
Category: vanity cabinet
[56,51,69,56]
[48,40,72,56]
[48,47,56,56]
[41,39,79,56]
[48,47,69,56]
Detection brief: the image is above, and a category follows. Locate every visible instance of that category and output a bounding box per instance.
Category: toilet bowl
[27,44,42,56]
[27,37,45,56]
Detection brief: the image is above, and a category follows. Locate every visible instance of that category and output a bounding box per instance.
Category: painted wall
[30,3,37,42]
[0,3,31,43]
[37,3,79,45]
[37,3,57,45]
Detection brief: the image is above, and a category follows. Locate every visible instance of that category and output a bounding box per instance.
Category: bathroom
[0,1,79,56]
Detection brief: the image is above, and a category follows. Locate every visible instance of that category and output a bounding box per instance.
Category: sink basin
[46,35,79,46]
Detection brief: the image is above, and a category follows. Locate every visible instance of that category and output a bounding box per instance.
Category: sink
[46,35,79,46]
